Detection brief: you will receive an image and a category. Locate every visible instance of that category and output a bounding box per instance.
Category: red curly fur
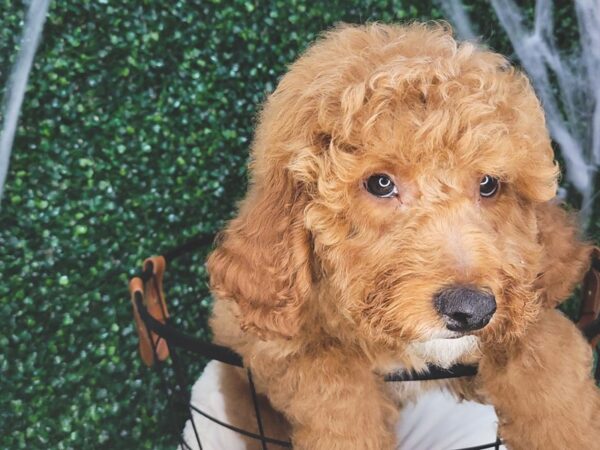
[207,22,599,449]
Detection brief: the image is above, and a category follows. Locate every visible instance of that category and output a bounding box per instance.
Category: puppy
[207,23,600,449]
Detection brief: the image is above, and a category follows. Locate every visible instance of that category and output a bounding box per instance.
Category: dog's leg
[249,350,398,450]
[478,309,600,449]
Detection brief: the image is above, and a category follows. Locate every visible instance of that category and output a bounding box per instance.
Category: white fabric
[397,389,505,449]
[180,361,505,450]
[180,361,247,450]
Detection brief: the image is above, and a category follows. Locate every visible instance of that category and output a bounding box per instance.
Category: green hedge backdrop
[0,1,593,449]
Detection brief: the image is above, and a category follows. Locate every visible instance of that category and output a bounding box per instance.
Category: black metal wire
[187,406,203,450]
[179,436,194,450]
[170,335,204,450]
[458,440,503,450]
[247,369,268,450]
[187,402,293,448]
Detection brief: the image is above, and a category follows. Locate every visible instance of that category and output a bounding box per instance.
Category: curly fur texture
[207,23,599,449]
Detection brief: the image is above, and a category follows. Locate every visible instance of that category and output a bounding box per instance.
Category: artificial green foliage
[0,3,25,105]
[0,1,591,449]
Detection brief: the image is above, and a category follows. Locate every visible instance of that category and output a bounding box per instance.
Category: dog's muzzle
[434,285,496,332]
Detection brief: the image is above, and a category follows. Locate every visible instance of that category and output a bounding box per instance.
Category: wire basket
[128,235,600,450]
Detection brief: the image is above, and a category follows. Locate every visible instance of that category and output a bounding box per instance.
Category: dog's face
[208,23,590,349]
[306,126,554,347]
[301,93,553,347]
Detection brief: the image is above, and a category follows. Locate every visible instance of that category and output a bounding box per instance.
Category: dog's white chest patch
[405,335,479,369]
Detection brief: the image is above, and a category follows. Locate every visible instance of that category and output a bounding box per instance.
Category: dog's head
[207,23,591,347]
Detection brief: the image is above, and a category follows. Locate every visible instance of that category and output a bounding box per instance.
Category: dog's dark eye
[365,174,397,198]
[480,175,500,198]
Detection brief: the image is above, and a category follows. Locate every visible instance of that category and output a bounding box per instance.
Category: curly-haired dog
[207,23,600,449]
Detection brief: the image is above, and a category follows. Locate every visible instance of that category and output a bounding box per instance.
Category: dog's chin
[406,332,481,368]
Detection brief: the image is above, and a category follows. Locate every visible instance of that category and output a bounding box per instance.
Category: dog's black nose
[434,285,496,332]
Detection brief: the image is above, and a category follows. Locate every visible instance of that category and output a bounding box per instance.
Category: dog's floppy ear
[207,165,313,339]
[534,201,592,308]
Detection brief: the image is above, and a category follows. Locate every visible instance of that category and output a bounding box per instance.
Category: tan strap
[128,256,171,367]
[129,277,156,366]
[142,256,170,362]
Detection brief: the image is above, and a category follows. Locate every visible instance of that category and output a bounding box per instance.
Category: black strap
[384,363,478,382]
[135,295,243,367]
[163,232,215,263]
[136,233,216,283]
